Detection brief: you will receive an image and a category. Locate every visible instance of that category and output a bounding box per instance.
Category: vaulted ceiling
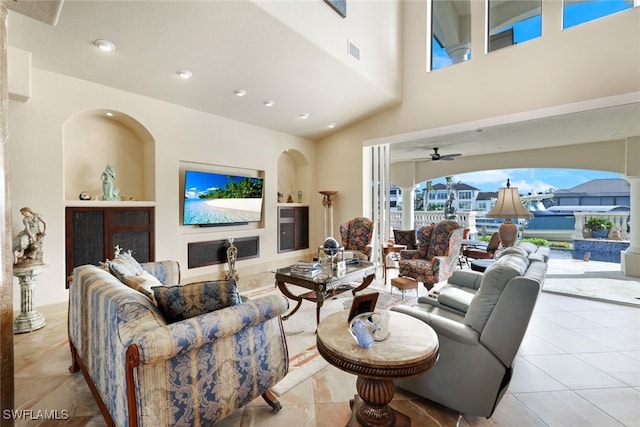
[5,0,640,163]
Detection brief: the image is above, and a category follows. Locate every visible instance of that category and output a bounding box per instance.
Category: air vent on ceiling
[348,39,360,61]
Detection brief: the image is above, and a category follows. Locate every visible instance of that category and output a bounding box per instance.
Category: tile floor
[11,269,640,426]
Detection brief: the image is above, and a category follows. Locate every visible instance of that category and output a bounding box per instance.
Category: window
[430,0,471,71]
[459,201,472,210]
[458,190,472,200]
[436,191,449,200]
[488,0,542,52]
[563,0,634,29]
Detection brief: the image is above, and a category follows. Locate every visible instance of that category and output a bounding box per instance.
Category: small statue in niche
[13,207,47,266]
[225,238,239,281]
[286,194,294,203]
[101,164,120,201]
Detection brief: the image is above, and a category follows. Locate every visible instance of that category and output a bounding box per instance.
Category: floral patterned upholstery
[398,220,464,290]
[339,217,374,260]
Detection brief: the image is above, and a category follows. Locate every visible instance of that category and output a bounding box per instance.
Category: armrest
[392,305,479,345]
[447,270,484,290]
[399,249,422,260]
[134,294,289,363]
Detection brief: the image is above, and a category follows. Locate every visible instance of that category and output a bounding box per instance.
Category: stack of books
[290,261,321,278]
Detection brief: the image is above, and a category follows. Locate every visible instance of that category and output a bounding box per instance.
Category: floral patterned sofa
[339,216,374,260]
[68,255,289,427]
[398,220,464,290]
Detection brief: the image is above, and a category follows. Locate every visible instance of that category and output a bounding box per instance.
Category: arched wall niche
[277,149,310,204]
[63,109,155,202]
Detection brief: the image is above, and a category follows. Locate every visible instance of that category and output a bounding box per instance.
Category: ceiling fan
[418,147,462,162]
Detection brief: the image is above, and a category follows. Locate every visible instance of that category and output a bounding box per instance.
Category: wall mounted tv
[183,170,264,226]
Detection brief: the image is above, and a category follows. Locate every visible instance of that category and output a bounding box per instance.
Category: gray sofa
[417,241,550,316]
[391,242,549,417]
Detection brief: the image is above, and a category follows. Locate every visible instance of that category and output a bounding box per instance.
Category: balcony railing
[390,210,630,241]
[572,212,629,240]
[390,211,478,236]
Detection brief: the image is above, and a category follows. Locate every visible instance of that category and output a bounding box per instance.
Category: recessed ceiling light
[299,113,310,119]
[93,39,116,52]
[176,69,193,80]
[263,100,275,107]
[106,112,114,117]
[327,122,336,129]
[234,89,247,97]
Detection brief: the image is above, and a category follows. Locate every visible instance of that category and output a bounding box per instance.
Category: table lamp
[485,179,532,247]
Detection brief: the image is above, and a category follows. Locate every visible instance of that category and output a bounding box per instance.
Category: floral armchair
[398,220,464,290]
[339,216,375,260]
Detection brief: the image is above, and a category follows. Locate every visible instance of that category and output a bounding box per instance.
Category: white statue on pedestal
[13,207,46,266]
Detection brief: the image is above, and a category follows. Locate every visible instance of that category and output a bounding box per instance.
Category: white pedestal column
[13,264,48,333]
[622,175,640,277]
[319,191,338,238]
[400,186,416,230]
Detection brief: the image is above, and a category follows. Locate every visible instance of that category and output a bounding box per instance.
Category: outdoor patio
[542,257,640,307]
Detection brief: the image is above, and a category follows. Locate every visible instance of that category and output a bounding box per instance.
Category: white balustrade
[390,210,629,242]
[572,212,629,240]
[390,211,478,236]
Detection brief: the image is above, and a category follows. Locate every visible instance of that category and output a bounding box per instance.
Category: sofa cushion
[438,287,475,313]
[152,279,241,323]
[123,271,163,301]
[109,252,144,283]
[515,241,537,254]
[528,253,546,263]
[464,254,529,333]
[498,246,528,258]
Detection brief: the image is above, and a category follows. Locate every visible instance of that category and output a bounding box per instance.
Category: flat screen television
[183,170,264,226]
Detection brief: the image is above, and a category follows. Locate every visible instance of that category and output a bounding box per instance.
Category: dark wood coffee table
[317,310,439,426]
[275,261,376,327]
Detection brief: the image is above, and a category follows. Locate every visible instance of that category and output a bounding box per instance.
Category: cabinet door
[295,206,309,249]
[278,207,296,252]
[66,206,154,286]
[278,206,309,253]
[66,208,105,279]
[108,208,154,263]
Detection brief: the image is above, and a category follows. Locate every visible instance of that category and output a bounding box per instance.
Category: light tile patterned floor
[12,266,640,426]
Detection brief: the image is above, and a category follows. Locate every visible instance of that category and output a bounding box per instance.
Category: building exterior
[425,182,482,212]
[554,178,631,208]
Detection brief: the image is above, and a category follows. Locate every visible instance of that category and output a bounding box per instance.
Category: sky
[425,168,624,194]
[184,170,261,199]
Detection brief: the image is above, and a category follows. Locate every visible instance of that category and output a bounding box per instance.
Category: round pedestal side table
[317,310,439,426]
[13,263,48,334]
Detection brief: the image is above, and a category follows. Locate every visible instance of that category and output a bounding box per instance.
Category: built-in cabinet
[65,205,155,285]
[278,205,309,253]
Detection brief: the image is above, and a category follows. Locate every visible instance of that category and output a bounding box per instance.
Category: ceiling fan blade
[440,153,462,160]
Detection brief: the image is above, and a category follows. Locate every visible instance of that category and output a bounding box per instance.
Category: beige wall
[8,68,318,310]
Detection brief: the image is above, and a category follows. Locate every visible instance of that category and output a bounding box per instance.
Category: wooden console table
[317,310,439,426]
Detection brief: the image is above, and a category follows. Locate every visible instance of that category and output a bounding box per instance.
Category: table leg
[315,288,325,327]
[351,273,375,295]
[276,280,303,321]
[347,376,410,427]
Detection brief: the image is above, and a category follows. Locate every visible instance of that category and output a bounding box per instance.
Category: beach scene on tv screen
[184,171,263,224]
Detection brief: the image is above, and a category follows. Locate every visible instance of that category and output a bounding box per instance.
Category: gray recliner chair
[391,252,547,417]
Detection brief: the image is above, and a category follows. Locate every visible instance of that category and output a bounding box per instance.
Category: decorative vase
[591,229,609,239]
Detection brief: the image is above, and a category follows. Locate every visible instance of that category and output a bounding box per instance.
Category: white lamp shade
[486,187,533,219]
